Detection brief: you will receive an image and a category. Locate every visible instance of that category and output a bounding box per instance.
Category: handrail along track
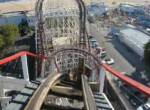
[2,0,150,109]
[24,73,62,110]
[82,75,97,110]
[1,51,150,110]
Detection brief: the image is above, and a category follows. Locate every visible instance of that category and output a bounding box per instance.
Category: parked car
[90,38,99,48]
[119,82,148,107]
[102,58,114,65]
[88,35,94,39]
[137,102,150,110]
[100,51,107,58]
[96,46,106,54]
[87,15,95,23]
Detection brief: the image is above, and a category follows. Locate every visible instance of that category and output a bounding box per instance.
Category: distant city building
[119,4,144,16]
[88,2,109,17]
[137,15,150,28]
[0,11,36,26]
[0,0,36,26]
[118,26,150,58]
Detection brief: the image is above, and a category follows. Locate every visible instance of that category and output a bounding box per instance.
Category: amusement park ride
[0,0,149,110]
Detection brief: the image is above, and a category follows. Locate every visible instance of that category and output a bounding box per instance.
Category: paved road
[89,21,146,80]
[90,23,136,74]
[89,22,136,110]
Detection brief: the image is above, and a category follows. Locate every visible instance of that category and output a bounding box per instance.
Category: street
[89,22,138,110]
[90,22,146,81]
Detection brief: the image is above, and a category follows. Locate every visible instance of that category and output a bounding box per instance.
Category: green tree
[18,19,31,36]
[0,24,20,46]
[0,34,4,49]
[144,41,150,67]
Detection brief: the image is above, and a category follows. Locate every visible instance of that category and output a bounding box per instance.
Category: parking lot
[88,18,149,109]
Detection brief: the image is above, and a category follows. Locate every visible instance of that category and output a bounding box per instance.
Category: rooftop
[120,28,150,50]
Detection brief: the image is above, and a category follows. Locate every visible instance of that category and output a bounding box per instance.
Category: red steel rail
[0,51,150,96]
[102,63,150,96]
[0,51,47,65]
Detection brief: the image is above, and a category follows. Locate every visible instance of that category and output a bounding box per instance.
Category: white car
[146,28,150,32]
[137,102,150,110]
[100,50,106,55]
[102,58,114,65]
